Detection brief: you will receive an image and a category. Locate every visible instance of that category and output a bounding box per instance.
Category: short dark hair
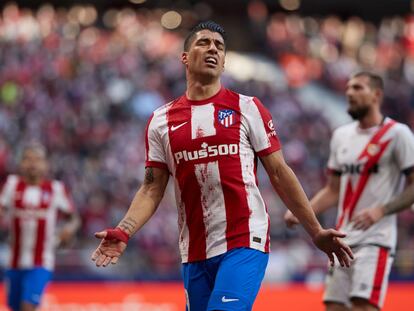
[22,141,47,157]
[183,21,226,52]
[352,71,384,90]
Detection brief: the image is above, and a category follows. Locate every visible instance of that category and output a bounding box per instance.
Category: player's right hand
[284,210,300,228]
[91,229,128,267]
[312,229,354,268]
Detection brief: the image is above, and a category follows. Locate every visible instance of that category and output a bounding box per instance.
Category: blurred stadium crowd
[0,2,413,283]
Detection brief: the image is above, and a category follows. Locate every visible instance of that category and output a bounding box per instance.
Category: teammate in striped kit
[285,72,414,311]
[0,143,80,311]
[92,21,353,310]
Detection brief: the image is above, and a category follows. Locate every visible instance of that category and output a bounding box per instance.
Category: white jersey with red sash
[0,175,75,270]
[327,117,414,251]
[145,87,281,263]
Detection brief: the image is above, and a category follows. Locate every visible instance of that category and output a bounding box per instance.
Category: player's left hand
[91,229,128,267]
[312,229,354,267]
[352,207,384,230]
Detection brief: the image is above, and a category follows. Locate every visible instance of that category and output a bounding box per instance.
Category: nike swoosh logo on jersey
[221,296,239,303]
[171,122,188,131]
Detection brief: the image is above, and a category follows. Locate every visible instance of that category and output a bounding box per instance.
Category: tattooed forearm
[384,173,414,216]
[384,184,414,216]
[144,167,154,184]
[118,217,138,235]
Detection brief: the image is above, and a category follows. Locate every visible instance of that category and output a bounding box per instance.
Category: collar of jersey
[184,86,224,105]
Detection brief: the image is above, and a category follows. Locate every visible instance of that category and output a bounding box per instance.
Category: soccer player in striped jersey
[0,143,80,311]
[92,21,353,311]
[285,72,414,311]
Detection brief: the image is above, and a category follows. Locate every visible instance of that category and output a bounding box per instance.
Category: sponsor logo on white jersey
[341,163,379,174]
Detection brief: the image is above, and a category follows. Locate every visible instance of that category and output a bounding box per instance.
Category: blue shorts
[182,247,269,311]
[5,267,52,311]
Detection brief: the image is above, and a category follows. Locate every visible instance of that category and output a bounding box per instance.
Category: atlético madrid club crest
[218,109,235,127]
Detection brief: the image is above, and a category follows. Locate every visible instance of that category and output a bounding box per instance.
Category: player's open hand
[284,210,300,228]
[91,229,128,267]
[312,229,354,267]
[352,207,384,230]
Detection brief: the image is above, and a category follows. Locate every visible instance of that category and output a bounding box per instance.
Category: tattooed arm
[92,167,169,266]
[116,167,169,236]
[383,170,414,215]
[353,169,414,230]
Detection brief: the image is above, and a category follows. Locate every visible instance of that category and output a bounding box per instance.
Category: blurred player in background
[0,142,80,311]
[92,21,353,311]
[285,71,414,311]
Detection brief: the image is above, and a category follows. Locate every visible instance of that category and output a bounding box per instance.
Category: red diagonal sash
[336,120,396,229]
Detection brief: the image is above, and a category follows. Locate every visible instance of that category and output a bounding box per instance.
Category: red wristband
[105,228,130,244]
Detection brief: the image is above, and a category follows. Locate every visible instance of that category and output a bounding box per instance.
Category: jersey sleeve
[53,181,75,214]
[145,113,168,170]
[0,175,17,209]
[327,129,342,174]
[393,124,414,173]
[243,97,281,157]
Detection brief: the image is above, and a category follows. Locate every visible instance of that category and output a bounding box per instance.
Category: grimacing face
[345,75,379,120]
[20,148,47,181]
[182,29,225,79]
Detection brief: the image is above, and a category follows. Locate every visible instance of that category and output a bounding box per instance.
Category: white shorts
[323,245,393,309]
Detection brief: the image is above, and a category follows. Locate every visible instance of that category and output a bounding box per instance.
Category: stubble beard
[193,68,220,84]
[347,104,370,120]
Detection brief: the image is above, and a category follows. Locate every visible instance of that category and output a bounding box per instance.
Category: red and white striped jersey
[0,175,75,270]
[328,118,414,251]
[145,87,281,263]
